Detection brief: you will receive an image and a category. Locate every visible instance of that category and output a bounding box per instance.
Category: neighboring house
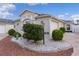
[15,10,65,40]
[65,19,79,33]
[0,19,14,34]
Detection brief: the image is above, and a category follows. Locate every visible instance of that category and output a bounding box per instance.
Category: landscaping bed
[8,24,73,56]
[11,37,73,54]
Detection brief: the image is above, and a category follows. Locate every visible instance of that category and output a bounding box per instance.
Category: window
[67,24,70,30]
[27,14,33,20]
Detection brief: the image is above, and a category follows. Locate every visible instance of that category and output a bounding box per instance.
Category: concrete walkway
[64,33,79,56]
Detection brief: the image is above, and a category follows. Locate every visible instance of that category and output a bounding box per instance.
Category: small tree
[8,29,16,36]
[23,23,43,43]
[52,29,63,41]
[60,27,65,33]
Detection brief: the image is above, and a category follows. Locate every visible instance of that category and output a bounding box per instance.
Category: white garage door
[0,25,6,33]
[74,25,79,32]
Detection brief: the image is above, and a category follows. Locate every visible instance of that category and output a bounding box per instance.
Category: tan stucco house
[14,10,65,40]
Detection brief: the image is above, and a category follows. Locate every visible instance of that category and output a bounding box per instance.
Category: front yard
[0,33,77,56]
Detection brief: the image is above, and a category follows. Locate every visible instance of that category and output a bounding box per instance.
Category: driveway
[64,33,79,56]
[0,34,8,40]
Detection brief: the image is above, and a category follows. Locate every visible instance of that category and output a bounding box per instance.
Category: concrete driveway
[0,34,8,40]
[64,33,79,56]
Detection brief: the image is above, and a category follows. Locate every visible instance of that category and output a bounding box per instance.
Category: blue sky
[1,3,79,20]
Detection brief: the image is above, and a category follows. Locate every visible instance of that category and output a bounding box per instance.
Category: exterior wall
[49,19,59,39]
[36,18,50,42]
[14,21,20,31]
[18,11,39,34]
[58,22,65,28]
[14,21,23,34]
[5,24,14,33]
[20,11,38,22]
[49,19,65,39]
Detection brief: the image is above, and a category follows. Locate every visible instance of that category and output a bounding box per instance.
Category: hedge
[23,23,43,43]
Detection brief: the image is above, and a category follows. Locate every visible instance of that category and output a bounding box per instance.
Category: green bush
[14,32,21,39]
[52,29,63,41]
[23,33,32,40]
[8,29,16,36]
[60,27,65,33]
[23,23,43,43]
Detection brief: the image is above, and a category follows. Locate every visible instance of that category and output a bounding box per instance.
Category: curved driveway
[64,33,79,56]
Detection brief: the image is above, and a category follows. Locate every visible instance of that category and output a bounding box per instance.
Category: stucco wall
[49,19,65,39]
[20,11,38,22]
[49,19,58,39]
[5,24,14,33]
[36,18,50,42]
[58,22,64,28]
[14,21,24,35]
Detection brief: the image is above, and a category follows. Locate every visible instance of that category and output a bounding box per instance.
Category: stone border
[24,47,73,56]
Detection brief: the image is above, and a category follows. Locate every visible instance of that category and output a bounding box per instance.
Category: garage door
[0,25,6,33]
[74,25,79,32]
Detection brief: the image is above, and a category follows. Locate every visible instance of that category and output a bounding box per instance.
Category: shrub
[14,32,21,39]
[52,29,63,41]
[60,27,65,33]
[23,23,43,43]
[8,29,16,36]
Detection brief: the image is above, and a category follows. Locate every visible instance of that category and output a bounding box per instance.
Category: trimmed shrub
[8,29,16,36]
[14,32,21,39]
[23,23,43,43]
[60,27,65,33]
[52,29,63,41]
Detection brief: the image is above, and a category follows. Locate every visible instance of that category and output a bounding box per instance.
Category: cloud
[58,14,65,19]
[69,14,79,21]
[58,13,79,21]
[65,13,69,15]
[57,13,70,20]
[26,3,48,6]
[71,14,79,18]
[0,3,16,18]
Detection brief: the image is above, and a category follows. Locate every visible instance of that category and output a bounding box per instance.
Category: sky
[1,3,79,21]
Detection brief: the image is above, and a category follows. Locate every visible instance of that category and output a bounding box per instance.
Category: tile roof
[0,18,14,24]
